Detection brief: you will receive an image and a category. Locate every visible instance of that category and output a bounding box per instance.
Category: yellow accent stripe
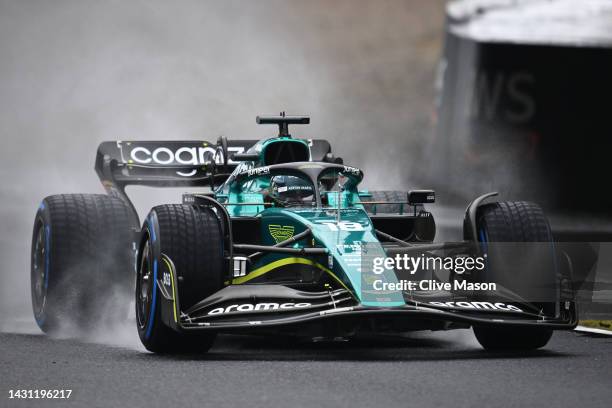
[232,257,352,294]
[161,255,178,323]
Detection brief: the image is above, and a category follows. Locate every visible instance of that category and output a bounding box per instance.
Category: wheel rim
[31,219,47,321]
[136,239,153,330]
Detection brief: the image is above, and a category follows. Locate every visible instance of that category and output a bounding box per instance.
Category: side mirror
[231,153,259,162]
[408,190,435,204]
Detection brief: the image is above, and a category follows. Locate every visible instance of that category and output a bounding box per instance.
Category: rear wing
[95,140,257,190]
[95,138,333,191]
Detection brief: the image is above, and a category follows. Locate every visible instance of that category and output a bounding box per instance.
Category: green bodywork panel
[257,208,405,307]
[215,135,406,307]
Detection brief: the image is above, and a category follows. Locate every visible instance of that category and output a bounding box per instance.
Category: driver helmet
[269,175,314,205]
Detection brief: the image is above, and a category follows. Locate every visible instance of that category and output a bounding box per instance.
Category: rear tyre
[136,204,224,353]
[472,201,554,351]
[31,194,136,333]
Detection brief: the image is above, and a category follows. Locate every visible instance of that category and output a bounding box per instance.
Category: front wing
[155,274,577,334]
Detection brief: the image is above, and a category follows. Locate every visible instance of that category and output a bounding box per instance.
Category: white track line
[575,325,612,336]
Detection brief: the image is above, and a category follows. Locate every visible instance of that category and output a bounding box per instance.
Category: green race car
[30,114,577,353]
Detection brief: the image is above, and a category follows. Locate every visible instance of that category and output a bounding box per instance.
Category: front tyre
[473,325,553,351]
[136,204,224,353]
[472,201,554,351]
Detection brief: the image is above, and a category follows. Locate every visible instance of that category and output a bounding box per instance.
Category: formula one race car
[30,114,577,353]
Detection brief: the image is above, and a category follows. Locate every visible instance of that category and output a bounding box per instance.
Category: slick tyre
[473,201,554,351]
[31,194,136,333]
[136,204,224,353]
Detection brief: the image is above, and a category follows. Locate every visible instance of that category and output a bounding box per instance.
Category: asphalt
[1,325,611,408]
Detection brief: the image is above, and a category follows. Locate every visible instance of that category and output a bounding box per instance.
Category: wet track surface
[1,329,611,408]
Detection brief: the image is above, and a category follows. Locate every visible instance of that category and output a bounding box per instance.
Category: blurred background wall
[433,0,612,316]
[0,0,447,325]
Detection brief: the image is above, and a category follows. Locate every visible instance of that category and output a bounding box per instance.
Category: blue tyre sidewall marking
[478,228,488,246]
[145,259,158,340]
[149,215,156,243]
[144,213,158,340]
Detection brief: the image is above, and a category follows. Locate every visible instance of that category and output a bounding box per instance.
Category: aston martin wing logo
[268,224,295,244]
